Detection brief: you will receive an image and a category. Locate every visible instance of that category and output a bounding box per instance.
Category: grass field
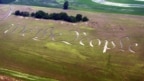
[0,5,144,81]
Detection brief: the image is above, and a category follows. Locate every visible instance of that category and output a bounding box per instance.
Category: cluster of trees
[14,11,30,17]
[14,10,89,23]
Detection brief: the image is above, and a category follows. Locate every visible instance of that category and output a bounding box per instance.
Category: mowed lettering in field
[1,24,138,54]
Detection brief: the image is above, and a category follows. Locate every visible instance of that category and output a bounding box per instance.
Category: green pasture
[0,6,144,81]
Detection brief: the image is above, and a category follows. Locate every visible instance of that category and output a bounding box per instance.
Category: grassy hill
[0,5,144,81]
[1,0,144,15]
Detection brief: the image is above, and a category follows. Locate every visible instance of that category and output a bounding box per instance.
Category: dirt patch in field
[87,13,144,40]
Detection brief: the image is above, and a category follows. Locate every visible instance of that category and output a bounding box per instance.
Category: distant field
[1,0,144,15]
[106,0,144,4]
[72,0,144,15]
[0,5,144,81]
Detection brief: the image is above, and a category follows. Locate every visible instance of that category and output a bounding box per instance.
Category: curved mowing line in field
[4,30,9,34]
[128,43,138,53]
[3,24,14,34]
[135,43,138,47]
[74,31,80,40]
[128,45,135,53]
[103,40,110,53]
[19,26,26,37]
[21,33,25,36]
[62,41,72,45]
[97,39,101,46]
[89,40,94,47]
[50,27,55,41]
[111,41,116,48]
[79,40,85,46]
[92,0,144,8]
[32,37,39,41]
[10,26,18,33]
[119,40,123,49]
[119,36,129,48]
[83,32,87,36]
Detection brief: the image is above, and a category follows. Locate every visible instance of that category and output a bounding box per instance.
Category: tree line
[14,10,89,23]
[0,0,15,4]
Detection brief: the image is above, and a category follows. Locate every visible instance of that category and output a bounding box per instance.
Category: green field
[0,5,144,81]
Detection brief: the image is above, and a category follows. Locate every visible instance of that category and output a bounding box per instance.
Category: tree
[31,12,35,17]
[13,10,88,23]
[20,11,30,17]
[14,10,20,16]
[51,13,60,20]
[59,12,68,21]
[82,16,89,22]
[43,13,49,19]
[67,16,77,23]
[63,1,69,10]
[76,14,82,22]
[35,10,46,18]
